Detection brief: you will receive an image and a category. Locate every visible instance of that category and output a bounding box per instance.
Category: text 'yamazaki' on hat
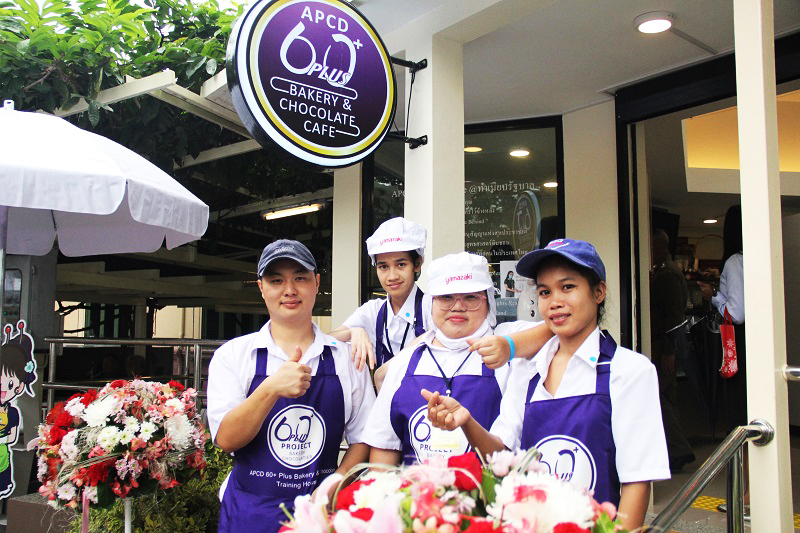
[427,252,494,296]
[257,239,317,278]
[365,217,427,265]
[516,238,606,281]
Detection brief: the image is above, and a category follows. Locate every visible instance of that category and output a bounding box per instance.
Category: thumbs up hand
[267,346,312,398]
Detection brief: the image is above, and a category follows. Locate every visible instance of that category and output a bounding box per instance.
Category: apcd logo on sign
[228,0,397,168]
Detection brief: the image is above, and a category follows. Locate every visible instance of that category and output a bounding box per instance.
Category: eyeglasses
[433,294,487,311]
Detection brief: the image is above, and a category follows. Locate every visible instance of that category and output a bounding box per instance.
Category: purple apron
[375,288,425,366]
[521,331,620,506]
[390,343,502,465]
[219,346,345,533]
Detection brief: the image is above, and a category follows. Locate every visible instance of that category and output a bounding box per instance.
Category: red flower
[335,479,374,510]
[109,379,126,389]
[462,517,502,533]
[553,523,590,533]
[448,452,482,491]
[45,402,66,425]
[48,425,68,446]
[80,389,98,406]
[87,460,113,486]
[350,508,374,521]
[168,380,185,392]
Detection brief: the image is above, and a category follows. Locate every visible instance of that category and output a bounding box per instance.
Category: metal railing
[649,419,774,533]
[42,337,225,410]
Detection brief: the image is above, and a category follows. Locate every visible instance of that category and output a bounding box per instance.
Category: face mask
[434,320,493,350]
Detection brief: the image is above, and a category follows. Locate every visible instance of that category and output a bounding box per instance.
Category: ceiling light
[263,203,323,220]
[703,218,718,224]
[464,146,483,153]
[634,11,673,34]
[543,182,558,188]
[509,149,529,157]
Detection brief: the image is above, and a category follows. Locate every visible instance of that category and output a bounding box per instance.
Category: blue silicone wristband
[504,335,516,361]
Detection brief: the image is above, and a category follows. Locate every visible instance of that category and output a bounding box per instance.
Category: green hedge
[68,443,232,533]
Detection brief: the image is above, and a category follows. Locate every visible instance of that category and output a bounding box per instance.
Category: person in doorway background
[423,239,669,531]
[698,205,747,515]
[207,240,375,533]
[504,270,521,297]
[650,229,694,472]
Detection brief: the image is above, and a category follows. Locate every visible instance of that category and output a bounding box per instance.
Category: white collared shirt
[712,252,744,324]
[206,321,375,446]
[490,328,670,484]
[363,320,539,451]
[342,284,433,355]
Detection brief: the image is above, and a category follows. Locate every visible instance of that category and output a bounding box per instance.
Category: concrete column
[562,101,621,340]
[331,163,362,327]
[134,304,146,356]
[403,34,465,286]
[733,0,793,530]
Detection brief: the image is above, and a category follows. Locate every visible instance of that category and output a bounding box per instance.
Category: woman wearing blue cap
[424,239,669,531]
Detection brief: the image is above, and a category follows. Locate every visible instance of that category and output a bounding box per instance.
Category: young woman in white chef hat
[363,252,552,466]
[330,217,432,381]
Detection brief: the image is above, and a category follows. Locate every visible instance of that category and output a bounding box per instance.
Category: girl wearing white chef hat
[331,217,433,377]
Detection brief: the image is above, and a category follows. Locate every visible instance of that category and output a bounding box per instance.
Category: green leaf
[52,77,69,100]
[204,57,216,75]
[15,38,29,54]
[0,18,24,34]
[184,55,205,77]
[87,98,100,126]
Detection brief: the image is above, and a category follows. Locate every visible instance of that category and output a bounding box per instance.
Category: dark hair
[0,344,36,398]
[535,255,606,324]
[722,205,743,265]
[505,271,514,280]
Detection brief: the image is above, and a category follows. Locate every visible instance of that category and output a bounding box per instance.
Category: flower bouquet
[32,379,208,510]
[279,449,624,533]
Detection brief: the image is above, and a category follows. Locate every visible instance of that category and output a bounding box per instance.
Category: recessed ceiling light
[464,146,483,152]
[543,182,558,188]
[509,149,529,157]
[703,218,718,224]
[634,11,674,34]
[263,204,323,220]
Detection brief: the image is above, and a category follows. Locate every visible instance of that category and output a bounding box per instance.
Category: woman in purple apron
[424,239,669,532]
[364,252,541,466]
[330,217,432,382]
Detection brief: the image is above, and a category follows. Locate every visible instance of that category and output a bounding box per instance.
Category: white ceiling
[357,0,800,121]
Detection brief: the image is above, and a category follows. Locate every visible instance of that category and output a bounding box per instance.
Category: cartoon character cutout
[0,320,37,498]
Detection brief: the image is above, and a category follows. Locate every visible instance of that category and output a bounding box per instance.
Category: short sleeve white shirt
[342,285,433,356]
[712,253,744,324]
[363,320,539,450]
[206,321,376,446]
[491,328,670,484]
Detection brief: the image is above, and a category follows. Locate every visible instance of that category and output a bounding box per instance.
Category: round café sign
[228,0,397,168]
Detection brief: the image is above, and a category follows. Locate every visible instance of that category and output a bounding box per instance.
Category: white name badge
[408,406,469,462]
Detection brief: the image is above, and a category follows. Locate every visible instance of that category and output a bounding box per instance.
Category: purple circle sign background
[229,0,397,168]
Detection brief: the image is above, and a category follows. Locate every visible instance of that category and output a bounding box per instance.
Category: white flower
[353,472,403,510]
[83,486,98,504]
[487,471,595,532]
[124,416,140,432]
[96,426,121,450]
[57,483,77,502]
[65,397,85,418]
[138,421,157,442]
[164,398,185,416]
[82,395,118,427]
[59,430,79,461]
[164,413,192,450]
[37,455,48,481]
[118,427,137,446]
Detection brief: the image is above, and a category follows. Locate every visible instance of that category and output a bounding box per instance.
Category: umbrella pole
[0,205,7,331]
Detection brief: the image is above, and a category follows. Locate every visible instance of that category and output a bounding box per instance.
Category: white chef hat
[365,217,427,265]
[427,252,494,296]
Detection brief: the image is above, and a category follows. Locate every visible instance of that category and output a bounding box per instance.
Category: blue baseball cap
[257,239,317,278]
[516,238,606,281]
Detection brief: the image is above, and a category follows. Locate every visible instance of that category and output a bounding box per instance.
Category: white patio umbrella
[0,99,210,317]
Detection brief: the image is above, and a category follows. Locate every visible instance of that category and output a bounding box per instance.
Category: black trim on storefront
[360,154,375,305]
[614,30,800,350]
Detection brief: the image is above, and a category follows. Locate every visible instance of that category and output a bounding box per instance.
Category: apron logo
[267,405,326,469]
[408,406,468,462]
[534,435,596,491]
